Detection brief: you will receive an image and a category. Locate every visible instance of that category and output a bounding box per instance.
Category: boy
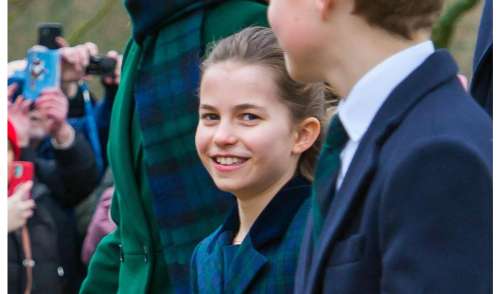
[268,0,492,293]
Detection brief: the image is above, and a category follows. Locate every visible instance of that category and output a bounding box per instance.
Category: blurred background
[8,0,485,80]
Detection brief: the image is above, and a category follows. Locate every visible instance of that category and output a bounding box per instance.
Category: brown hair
[352,0,444,39]
[201,26,334,181]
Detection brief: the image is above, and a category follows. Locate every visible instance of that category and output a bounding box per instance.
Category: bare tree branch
[432,0,481,48]
[67,0,116,45]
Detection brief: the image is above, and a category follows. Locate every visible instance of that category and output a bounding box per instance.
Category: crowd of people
[7,0,492,293]
[7,39,121,293]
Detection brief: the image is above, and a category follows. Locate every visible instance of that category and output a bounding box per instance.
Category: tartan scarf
[125,0,237,290]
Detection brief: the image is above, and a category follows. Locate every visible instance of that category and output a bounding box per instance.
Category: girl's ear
[292,117,321,155]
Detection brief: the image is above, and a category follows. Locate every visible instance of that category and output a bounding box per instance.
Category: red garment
[8,120,20,160]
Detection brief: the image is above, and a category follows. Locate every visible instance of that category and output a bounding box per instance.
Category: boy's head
[268,0,444,84]
[351,0,444,40]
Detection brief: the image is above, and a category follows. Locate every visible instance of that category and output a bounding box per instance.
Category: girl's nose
[213,124,238,146]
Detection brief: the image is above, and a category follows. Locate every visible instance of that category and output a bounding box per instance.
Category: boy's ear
[316,0,335,21]
[292,117,321,155]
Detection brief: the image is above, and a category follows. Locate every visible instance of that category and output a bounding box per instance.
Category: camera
[86,55,117,76]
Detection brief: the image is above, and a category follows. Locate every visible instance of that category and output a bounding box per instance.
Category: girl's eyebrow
[199,104,217,111]
[199,103,266,112]
[233,103,266,112]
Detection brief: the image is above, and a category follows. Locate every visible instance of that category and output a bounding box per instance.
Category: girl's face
[196,62,301,199]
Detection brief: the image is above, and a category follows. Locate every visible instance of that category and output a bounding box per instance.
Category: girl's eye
[200,113,219,121]
[241,113,260,121]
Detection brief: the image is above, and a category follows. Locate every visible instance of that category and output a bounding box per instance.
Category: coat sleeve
[379,139,492,293]
[25,133,99,207]
[80,189,121,294]
[190,243,201,294]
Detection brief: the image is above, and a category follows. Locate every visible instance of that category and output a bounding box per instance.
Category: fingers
[55,36,69,48]
[12,181,34,199]
[103,50,122,85]
[457,74,468,90]
[8,84,18,101]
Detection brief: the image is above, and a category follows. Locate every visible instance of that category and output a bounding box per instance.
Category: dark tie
[311,114,349,242]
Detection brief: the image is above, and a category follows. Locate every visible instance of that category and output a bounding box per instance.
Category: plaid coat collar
[202,176,311,293]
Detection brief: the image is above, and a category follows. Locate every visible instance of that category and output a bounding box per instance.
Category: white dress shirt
[335,41,435,189]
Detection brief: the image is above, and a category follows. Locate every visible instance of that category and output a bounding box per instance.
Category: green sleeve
[203,0,269,46]
[79,39,137,294]
[79,190,122,294]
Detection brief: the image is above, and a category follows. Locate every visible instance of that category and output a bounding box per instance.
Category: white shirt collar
[338,40,435,142]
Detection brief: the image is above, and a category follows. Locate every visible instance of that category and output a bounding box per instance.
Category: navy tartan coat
[191,176,311,294]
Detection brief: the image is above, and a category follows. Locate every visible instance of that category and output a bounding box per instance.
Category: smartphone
[23,45,61,101]
[38,23,63,49]
[8,161,34,196]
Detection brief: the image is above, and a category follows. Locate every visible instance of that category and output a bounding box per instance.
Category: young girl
[191,27,329,293]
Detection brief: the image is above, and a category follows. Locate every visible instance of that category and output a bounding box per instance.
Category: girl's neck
[232,169,296,245]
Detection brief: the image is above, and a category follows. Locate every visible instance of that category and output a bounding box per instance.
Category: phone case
[23,45,60,101]
[8,161,34,197]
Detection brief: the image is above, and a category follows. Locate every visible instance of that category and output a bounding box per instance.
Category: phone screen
[8,161,34,196]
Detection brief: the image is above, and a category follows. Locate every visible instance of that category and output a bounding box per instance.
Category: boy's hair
[353,0,444,39]
[201,26,332,181]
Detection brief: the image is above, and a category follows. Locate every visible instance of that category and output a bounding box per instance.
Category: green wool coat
[80,2,268,293]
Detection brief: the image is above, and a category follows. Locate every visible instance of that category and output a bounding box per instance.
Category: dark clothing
[471,0,492,117]
[9,184,69,294]
[296,51,492,293]
[9,133,99,294]
[192,176,311,293]
[21,133,99,207]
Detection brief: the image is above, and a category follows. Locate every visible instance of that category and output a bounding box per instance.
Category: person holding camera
[8,83,99,294]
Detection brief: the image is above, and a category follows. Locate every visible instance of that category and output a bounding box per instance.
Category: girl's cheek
[195,126,211,154]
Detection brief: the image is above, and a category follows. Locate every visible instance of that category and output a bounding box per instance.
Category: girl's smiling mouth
[211,155,249,172]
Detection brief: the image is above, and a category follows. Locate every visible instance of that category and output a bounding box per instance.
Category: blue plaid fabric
[191,177,311,294]
[124,1,269,291]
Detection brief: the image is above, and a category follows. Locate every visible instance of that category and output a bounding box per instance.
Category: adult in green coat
[80,1,268,293]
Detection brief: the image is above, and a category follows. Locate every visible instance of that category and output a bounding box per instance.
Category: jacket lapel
[306,50,459,293]
[199,231,229,294]
[225,240,268,294]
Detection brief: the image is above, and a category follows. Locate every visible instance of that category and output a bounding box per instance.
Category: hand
[457,74,468,90]
[35,88,70,140]
[59,42,98,82]
[55,36,69,48]
[8,92,32,147]
[102,50,122,86]
[8,181,35,232]
[8,83,18,102]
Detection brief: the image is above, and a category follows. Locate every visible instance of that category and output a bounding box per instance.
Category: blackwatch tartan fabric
[191,176,311,294]
[128,0,244,290]
[311,115,349,242]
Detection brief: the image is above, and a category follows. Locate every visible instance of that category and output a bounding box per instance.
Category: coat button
[118,244,124,262]
[143,245,149,263]
[57,266,65,277]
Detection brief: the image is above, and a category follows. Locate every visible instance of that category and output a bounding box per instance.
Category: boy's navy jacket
[471,0,492,117]
[191,176,311,294]
[295,50,492,294]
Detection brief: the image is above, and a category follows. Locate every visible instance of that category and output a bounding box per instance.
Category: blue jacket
[471,0,492,117]
[295,50,492,294]
[191,176,311,294]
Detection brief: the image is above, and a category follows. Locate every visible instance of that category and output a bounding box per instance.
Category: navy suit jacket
[295,50,492,293]
[471,0,492,117]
